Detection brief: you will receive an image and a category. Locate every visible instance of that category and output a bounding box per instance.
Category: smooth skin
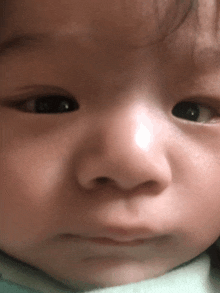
[1,0,220,290]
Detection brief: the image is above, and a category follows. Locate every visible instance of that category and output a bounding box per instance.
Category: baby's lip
[82,227,160,241]
[59,226,167,246]
[59,234,166,246]
[82,236,155,246]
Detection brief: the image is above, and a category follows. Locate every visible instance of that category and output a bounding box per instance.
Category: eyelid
[183,96,220,114]
[0,86,75,109]
[0,93,63,108]
[1,84,73,100]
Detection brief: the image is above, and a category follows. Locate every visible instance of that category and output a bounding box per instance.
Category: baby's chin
[54,262,168,291]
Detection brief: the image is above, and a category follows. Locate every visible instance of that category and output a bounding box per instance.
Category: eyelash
[9,95,219,123]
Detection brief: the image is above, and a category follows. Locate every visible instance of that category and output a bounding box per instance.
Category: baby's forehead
[71,0,194,47]
[2,0,193,46]
[2,0,220,71]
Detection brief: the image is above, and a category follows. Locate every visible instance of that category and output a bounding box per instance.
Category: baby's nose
[76,102,172,193]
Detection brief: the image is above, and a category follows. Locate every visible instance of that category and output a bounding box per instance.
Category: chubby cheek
[177,175,220,252]
[0,145,66,251]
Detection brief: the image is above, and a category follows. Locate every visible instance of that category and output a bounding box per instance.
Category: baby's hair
[0,0,7,43]
[160,0,195,36]
[0,1,5,25]
[136,0,196,46]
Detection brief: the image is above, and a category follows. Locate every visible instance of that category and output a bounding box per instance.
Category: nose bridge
[103,102,158,157]
[77,102,172,192]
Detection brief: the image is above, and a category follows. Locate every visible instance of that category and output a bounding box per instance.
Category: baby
[1,0,220,292]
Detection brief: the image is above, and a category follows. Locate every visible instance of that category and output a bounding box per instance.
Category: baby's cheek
[0,170,54,251]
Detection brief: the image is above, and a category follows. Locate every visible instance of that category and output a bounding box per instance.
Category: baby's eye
[172,101,215,123]
[20,95,79,114]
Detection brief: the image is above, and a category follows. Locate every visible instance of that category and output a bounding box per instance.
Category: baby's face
[1,0,220,290]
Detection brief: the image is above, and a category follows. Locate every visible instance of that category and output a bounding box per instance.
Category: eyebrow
[0,30,91,57]
[0,33,51,56]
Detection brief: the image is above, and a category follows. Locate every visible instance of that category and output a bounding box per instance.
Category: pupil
[172,102,200,121]
[35,96,79,113]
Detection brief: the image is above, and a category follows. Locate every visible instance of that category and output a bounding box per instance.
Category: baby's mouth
[59,234,165,247]
[82,236,148,246]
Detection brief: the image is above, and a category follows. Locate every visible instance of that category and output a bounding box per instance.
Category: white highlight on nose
[135,122,152,149]
[134,105,153,150]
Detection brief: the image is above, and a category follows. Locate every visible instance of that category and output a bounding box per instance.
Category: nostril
[96,177,110,185]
